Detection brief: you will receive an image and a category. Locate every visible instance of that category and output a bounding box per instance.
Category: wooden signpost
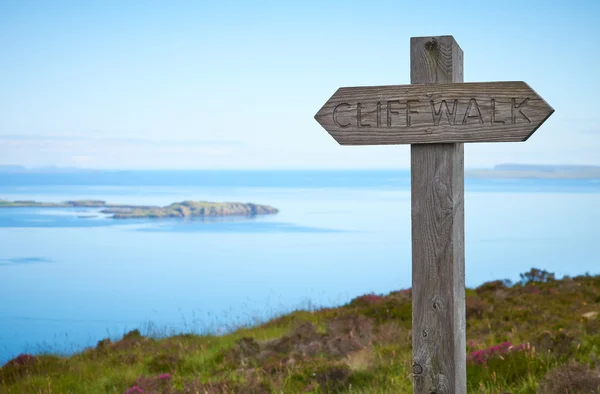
[314,35,554,393]
[314,81,553,145]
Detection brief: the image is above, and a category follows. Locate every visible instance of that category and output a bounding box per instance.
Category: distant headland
[1,164,599,179]
[0,200,279,219]
[467,164,600,180]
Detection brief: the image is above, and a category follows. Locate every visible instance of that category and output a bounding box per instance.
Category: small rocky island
[0,199,279,219]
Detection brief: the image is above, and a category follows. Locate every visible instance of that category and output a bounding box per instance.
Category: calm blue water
[0,170,598,363]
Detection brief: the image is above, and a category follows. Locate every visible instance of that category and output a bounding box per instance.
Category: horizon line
[1,163,600,172]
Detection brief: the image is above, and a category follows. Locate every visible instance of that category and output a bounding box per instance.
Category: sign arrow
[314,81,554,145]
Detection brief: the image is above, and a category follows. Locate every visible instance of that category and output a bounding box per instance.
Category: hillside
[1,268,599,393]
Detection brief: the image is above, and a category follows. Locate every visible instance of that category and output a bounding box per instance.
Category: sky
[0,0,599,169]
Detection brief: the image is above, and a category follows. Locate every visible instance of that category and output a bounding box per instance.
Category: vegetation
[1,268,599,393]
[0,200,279,218]
[106,201,279,219]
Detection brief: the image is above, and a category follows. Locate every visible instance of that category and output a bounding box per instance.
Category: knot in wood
[413,363,423,374]
[424,38,438,51]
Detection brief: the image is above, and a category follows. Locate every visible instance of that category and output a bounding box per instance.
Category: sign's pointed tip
[521,80,555,113]
[314,111,322,125]
[314,104,329,127]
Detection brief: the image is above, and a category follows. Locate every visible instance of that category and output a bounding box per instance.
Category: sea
[0,170,598,364]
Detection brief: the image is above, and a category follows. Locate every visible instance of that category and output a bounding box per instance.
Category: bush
[359,298,411,323]
[520,268,555,285]
[147,353,184,373]
[532,330,575,360]
[313,364,352,393]
[476,279,511,294]
[0,354,39,384]
[350,293,387,306]
[467,343,548,389]
[466,296,487,319]
[537,361,600,393]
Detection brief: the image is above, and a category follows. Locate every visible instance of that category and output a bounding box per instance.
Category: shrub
[374,322,405,344]
[112,329,153,352]
[467,342,548,389]
[96,338,112,351]
[147,353,184,373]
[537,361,600,393]
[467,341,530,365]
[520,268,556,285]
[124,373,173,393]
[264,322,321,355]
[350,293,386,306]
[313,364,352,393]
[359,298,411,323]
[466,296,487,319]
[533,330,575,360]
[0,354,38,384]
[227,337,261,367]
[476,279,511,294]
[123,329,143,340]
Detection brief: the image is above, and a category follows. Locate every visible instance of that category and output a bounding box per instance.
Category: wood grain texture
[411,36,466,394]
[314,80,553,145]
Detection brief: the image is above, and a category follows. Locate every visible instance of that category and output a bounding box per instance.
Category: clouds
[0,1,598,169]
[0,134,245,146]
[0,257,53,266]
[0,134,246,169]
[1,124,599,169]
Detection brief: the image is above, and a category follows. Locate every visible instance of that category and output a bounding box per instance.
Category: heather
[1,268,599,393]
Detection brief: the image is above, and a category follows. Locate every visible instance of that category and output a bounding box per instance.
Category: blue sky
[0,0,598,169]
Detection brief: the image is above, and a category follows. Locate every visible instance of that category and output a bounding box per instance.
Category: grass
[1,268,599,393]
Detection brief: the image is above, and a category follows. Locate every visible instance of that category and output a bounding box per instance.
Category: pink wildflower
[467,341,530,365]
[353,293,386,304]
[124,386,144,394]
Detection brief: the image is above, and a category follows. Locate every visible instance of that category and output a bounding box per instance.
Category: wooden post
[315,32,553,394]
[410,36,466,393]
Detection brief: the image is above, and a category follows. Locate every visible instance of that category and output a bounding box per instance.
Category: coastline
[0,200,279,219]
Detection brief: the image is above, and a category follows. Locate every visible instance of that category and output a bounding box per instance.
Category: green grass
[1,268,599,393]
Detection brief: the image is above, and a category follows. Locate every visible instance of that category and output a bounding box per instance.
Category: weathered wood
[314,84,554,145]
[312,32,555,394]
[411,36,466,394]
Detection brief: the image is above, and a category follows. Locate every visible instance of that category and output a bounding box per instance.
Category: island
[466,164,600,179]
[0,200,279,219]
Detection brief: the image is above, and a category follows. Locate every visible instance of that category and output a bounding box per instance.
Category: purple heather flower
[467,341,530,365]
[355,293,385,303]
[6,354,37,366]
[124,385,144,394]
